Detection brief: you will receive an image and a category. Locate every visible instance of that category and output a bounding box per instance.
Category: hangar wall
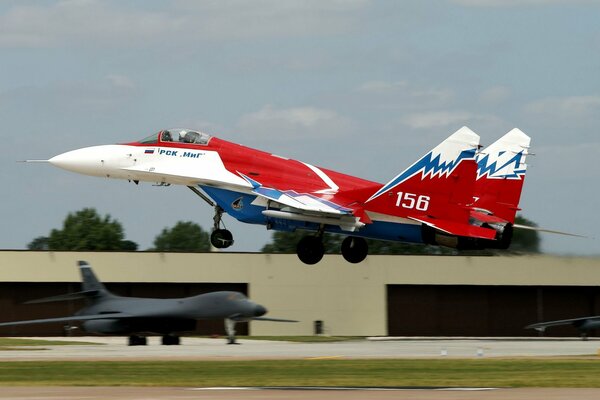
[0,251,599,337]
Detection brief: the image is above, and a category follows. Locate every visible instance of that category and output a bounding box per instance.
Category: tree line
[28,208,540,254]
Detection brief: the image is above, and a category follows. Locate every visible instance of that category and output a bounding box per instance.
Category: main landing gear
[128,335,147,346]
[341,236,368,264]
[296,233,369,265]
[127,334,181,345]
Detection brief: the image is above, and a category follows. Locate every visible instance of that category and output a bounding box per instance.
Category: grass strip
[0,359,600,387]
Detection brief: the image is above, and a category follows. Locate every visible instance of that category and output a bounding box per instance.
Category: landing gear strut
[187,186,234,249]
[210,206,234,249]
[225,318,239,345]
[341,236,368,264]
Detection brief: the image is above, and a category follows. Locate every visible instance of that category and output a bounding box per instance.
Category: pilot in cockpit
[183,131,200,143]
[161,130,173,142]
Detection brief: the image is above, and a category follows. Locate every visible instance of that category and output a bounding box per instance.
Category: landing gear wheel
[296,236,325,265]
[341,236,368,264]
[211,229,234,249]
[161,335,181,345]
[128,335,147,346]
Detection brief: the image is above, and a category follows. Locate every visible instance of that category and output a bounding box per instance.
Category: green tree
[27,236,49,250]
[152,221,210,252]
[39,208,138,251]
[510,215,541,253]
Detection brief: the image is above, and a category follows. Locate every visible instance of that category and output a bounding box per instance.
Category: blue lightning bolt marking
[477,151,525,179]
[367,148,476,201]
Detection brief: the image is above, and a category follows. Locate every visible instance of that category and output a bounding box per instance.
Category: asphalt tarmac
[2,337,600,399]
[1,336,599,360]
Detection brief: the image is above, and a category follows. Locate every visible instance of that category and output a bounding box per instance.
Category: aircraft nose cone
[48,145,129,177]
[49,148,100,174]
[254,304,267,317]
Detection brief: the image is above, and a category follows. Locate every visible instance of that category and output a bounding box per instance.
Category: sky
[1,0,599,255]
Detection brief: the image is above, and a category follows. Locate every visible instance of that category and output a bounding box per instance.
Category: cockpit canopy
[138,129,212,145]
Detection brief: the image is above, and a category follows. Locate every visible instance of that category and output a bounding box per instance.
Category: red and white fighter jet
[44,126,531,264]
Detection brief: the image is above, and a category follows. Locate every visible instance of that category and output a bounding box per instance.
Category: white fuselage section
[49,144,251,189]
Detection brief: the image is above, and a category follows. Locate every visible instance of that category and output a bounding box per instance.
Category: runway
[0,336,599,361]
[2,337,600,399]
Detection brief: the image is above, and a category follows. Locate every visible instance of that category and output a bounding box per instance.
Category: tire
[341,236,368,264]
[211,229,234,249]
[161,335,181,345]
[296,236,325,265]
[128,335,147,346]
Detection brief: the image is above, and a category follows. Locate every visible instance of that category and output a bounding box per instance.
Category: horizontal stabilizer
[409,215,497,240]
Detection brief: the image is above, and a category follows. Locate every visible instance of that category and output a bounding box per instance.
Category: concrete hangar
[0,251,599,338]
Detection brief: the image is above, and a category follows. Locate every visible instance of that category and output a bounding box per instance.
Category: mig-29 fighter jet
[39,126,532,264]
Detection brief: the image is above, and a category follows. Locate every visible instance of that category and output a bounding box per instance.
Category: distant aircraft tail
[79,261,108,294]
[474,128,531,223]
[25,261,110,304]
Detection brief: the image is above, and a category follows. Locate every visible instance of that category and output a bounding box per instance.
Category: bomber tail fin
[25,261,110,304]
[474,128,531,223]
[79,261,108,294]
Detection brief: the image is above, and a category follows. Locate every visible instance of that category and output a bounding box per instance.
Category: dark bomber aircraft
[0,261,295,345]
[526,316,600,340]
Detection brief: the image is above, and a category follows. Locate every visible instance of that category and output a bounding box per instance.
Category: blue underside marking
[199,186,424,244]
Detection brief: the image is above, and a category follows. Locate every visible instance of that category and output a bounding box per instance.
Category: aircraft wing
[228,313,298,323]
[0,313,126,328]
[25,290,100,304]
[252,317,299,323]
[525,316,600,331]
[239,173,370,231]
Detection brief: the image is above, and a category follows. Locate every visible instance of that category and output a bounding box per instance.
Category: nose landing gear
[210,206,234,249]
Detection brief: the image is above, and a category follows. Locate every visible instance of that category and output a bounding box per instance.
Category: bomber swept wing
[0,313,126,327]
[526,316,600,331]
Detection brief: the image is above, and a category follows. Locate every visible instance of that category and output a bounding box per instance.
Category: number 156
[396,192,430,211]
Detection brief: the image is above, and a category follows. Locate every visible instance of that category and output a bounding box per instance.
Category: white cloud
[355,80,455,109]
[357,80,409,93]
[524,95,600,118]
[400,110,501,129]
[106,74,135,90]
[480,86,511,104]
[237,105,355,140]
[0,0,370,48]
[452,0,600,7]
